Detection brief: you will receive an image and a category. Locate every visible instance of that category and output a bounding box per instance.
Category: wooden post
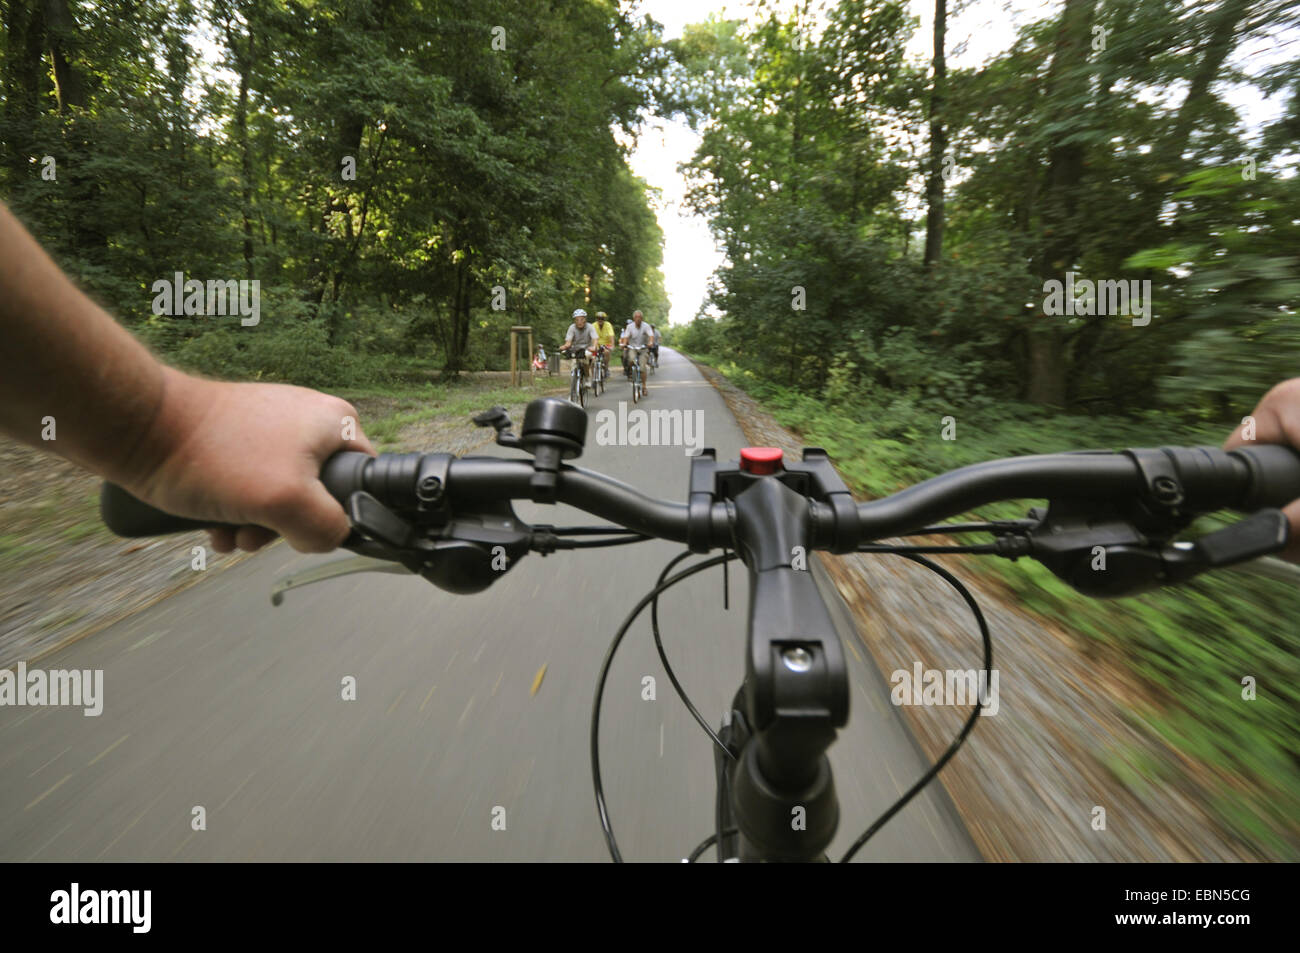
[528,329,535,385]
[512,327,520,387]
[510,326,532,387]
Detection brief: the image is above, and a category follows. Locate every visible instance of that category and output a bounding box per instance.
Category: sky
[628,0,1295,325]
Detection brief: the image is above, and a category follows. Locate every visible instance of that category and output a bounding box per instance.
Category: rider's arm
[0,201,373,554]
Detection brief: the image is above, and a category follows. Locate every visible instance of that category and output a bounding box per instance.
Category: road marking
[1,709,42,734]
[844,637,864,665]
[28,745,71,778]
[387,690,407,716]
[169,831,195,860]
[216,771,255,812]
[25,773,73,811]
[419,684,437,712]
[513,756,536,800]
[127,630,168,652]
[25,818,75,861]
[530,664,547,696]
[89,733,130,765]
[458,694,476,727]
[97,788,169,859]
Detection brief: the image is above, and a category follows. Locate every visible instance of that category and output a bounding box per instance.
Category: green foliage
[0,0,672,384]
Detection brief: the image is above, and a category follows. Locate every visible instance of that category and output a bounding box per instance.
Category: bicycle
[99,397,1300,862]
[626,344,647,402]
[562,346,591,408]
[591,345,609,397]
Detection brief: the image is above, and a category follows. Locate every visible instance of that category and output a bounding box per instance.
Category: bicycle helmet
[572,308,587,319]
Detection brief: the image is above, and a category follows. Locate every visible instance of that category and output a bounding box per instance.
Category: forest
[1,0,671,383]
[671,0,1300,421]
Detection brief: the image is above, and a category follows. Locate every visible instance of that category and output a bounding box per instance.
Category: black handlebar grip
[1229,444,1300,510]
[102,451,375,538]
[100,483,237,537]
[319,451,374,504]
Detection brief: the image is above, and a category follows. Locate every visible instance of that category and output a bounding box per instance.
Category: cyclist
[591,311,615,382]
[561,308,597,389]
[621,317,634,378]
[620,310,655,397]
[648,321,660,368]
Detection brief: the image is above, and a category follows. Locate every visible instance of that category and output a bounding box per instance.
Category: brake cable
[591,552,738,863]
[839,551,993,862]
[649,551,736,759]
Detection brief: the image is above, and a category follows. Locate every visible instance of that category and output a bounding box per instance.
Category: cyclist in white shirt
[619,310,655,396]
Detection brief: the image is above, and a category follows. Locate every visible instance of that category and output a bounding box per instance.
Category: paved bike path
[0,349,980,861]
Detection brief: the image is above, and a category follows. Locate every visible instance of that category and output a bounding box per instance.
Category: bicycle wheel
[569,368,579,404]
[579,369,588,408]
[632,369,641,404]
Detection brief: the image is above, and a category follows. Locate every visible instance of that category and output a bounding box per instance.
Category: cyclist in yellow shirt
[591,311,616,383]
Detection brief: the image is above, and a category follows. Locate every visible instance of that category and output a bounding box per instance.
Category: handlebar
[102,440,1300,549]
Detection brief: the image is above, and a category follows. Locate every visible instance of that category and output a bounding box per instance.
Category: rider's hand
[121,367,375,554]
[1225,377,1300,558]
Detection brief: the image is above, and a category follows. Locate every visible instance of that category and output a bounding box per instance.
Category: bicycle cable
[591,552,738,863]
[649,550,737,760]
[839,551,992,862]
[686,828,738,863]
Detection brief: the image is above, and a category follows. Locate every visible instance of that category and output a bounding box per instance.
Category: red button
[740,447,783,475]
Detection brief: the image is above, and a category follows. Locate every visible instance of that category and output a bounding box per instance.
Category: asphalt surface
[0,349,980,861]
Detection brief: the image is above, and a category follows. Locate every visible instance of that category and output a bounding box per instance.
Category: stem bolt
[782,646,813,672]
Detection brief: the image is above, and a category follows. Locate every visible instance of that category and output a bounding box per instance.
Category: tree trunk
[3,1,47,182]
[923,0,947,269]
[43,0,88,112]
[1026,0,1095,408]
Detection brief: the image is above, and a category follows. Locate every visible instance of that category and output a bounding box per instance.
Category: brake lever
[1018,507,1289,597]
[1157,509,1289,587]
[271,556,414,606]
